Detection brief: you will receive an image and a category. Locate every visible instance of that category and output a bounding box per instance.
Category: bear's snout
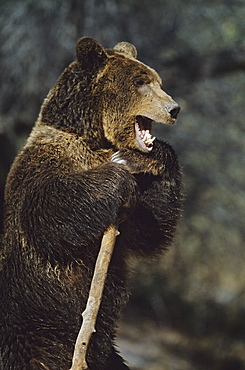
[167,102,180,120]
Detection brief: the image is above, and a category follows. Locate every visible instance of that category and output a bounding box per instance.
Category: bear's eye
[134,72,151,87]
[134,79,146,87]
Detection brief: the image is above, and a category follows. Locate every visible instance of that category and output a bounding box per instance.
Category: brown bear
[0,37,183,369]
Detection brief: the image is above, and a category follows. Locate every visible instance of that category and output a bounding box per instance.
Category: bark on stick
[70,225,119,370]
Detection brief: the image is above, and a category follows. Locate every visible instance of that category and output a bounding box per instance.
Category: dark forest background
[0,0,244,369]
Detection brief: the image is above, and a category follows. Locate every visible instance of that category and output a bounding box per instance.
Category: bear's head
[40,37,180,152]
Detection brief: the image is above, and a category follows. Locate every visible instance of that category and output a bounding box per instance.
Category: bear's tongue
[135,116,156,152]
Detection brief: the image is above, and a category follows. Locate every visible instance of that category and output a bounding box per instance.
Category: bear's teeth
[141,129,149,140]
[145,136,156,145]
[142,130,155,145]
[135,121,155,151]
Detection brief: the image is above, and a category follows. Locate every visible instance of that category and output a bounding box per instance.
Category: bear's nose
[167,103,180,120]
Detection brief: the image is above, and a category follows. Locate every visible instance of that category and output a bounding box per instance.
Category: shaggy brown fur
[0,37,183,369]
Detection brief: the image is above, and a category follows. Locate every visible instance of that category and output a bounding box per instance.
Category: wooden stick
[70,225,119,370]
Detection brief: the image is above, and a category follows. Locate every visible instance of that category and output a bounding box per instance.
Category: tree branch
[70,225,119,370]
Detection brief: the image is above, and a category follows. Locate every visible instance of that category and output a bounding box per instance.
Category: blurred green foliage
[0,0,244,367]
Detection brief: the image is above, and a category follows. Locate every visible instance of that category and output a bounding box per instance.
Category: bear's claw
[110,152,127,165]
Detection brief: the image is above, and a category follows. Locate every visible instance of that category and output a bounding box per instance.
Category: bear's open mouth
[135,115,156,152]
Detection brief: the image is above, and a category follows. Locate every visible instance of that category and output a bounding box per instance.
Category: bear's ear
[76,37,108,72]
[113,42,137,59]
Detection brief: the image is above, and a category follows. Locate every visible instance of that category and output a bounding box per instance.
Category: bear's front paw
[110,150,162,175]
[111,150,146,174]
